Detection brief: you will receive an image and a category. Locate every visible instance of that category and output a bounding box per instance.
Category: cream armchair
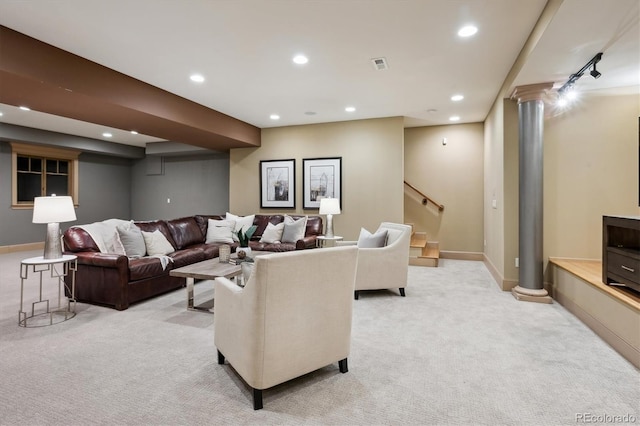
[339,222,411,299]
[214,246,358,410]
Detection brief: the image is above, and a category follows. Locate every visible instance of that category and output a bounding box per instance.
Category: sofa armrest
[336,240,357,246]
[69,251,129,269]
[296,236,318,250]
[64,251,131,310]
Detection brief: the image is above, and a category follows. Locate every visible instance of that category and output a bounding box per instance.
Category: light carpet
[0,249,638,425]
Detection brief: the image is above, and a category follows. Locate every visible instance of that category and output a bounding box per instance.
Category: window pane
[17,174,41,202]
[17,156,29,171]
[31,158,42,173]
[46,159,58,174]
[58,161,69,174]
[47,175,68,196]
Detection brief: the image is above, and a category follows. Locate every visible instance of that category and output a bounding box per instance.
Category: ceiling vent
[371,57,388,71]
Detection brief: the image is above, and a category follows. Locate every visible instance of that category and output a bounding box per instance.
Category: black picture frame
[260,159,295,209]
[302,157,342,209]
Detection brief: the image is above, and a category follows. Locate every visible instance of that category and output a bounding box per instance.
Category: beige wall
[503,99,520,282]
[404,123,484,252]
[484,98,506,279]
[486,90,639,290]
[544,90,640,261]
[229,117,404,240]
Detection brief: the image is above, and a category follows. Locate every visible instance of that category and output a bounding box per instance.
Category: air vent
[371,57,388,71]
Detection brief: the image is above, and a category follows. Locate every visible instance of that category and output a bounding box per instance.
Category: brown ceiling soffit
[0,71,245,150]
[0,26,260,150]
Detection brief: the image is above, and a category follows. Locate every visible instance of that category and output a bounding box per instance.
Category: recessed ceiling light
[190,74,205,83]
[451,94,464,101]
[345,106,356,112]
[130,130,138,135]
[19,106,30,111]
[293,54,308,65]
[102,132,113,138]
[458,25,478,37]
[270,114,280,120]
[449,116,460,122]
[0,112,3,117]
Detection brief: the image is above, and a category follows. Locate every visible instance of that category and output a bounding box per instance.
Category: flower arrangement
[237,225,257,247]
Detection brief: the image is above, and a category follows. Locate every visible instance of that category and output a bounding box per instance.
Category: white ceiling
[0,0,638,148]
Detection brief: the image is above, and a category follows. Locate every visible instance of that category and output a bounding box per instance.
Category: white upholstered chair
[213,246,358,410]
[339,222,411,299]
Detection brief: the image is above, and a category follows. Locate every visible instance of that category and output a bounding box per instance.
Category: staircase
[408,225,440,267]
[403,181,442,267]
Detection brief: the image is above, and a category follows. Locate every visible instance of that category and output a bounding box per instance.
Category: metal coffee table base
[170,258,243,314]
[186,277,216,313]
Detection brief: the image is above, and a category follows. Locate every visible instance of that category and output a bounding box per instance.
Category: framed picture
[303,157,342,209]
[260,159,295,208]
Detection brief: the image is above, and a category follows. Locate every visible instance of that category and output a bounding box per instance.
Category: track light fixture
[557,52,603,105]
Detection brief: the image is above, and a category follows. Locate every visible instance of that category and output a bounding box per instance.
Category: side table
[316,235,344,248]
[19,255,77,327]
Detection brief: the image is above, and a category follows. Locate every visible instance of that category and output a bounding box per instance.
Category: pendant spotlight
[557,52,603,106]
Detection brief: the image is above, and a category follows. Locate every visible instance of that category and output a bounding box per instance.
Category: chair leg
[253,388,263,410]
[399,288,405,297]
[339,358,348,373]
[217,350,225,365]
[354,291,359,300]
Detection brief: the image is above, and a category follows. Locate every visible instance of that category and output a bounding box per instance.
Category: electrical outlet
[515,257,519,268]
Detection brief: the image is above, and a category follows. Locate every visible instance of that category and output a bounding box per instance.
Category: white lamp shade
[32,196,77,223]
[319,198,341,215]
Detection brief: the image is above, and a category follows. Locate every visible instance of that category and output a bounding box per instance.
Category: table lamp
[32,195,77,259]
[319,198,341,238]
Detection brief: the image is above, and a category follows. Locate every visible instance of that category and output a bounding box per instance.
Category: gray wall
[131,154,230,220]
[0,142,132,245]
[1,138,231,246]
[76,153,132,223]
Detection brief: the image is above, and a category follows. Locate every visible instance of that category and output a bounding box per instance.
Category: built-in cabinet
[603,216,640,292]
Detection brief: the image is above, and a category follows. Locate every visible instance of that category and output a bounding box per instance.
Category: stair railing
[404,180,444,211]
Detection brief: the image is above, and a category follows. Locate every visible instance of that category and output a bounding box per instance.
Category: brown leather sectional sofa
[63,214,322,310]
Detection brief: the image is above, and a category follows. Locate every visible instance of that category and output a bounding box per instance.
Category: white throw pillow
[259,222,285,244]
[117,224,146,258]
[225,212,256,242]
[281,215,307,243]
[141,230,175,256]
[357,228,388,248]
[206,219,235,244]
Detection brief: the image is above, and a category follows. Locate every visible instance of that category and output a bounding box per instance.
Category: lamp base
[325,214,335,238]
[43,222,63,259]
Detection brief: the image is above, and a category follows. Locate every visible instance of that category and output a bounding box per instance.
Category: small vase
[237,246,252,258]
